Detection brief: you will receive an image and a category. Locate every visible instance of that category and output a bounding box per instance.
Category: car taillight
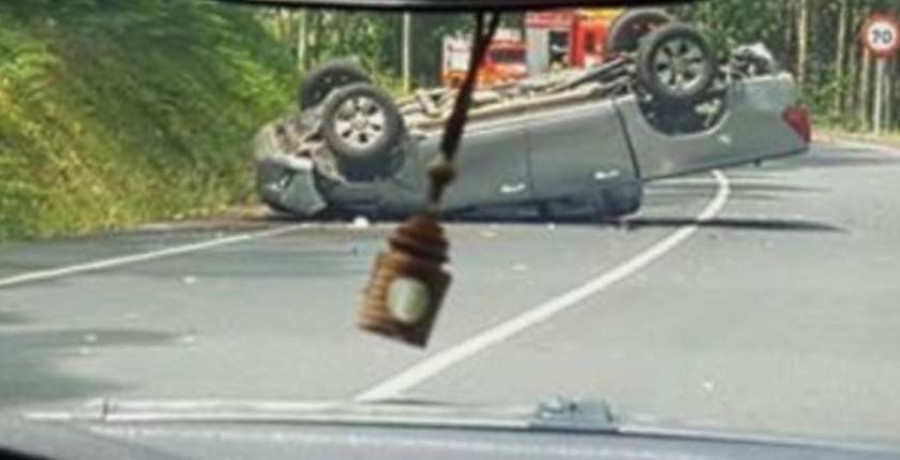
[782,106,811,144]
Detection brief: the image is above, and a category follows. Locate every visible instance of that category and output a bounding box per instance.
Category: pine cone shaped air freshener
[358,213,451,347]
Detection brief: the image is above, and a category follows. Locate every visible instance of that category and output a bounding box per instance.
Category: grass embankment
[0,0,295,240]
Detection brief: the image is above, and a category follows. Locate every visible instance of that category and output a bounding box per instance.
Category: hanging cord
[427,11,502,212]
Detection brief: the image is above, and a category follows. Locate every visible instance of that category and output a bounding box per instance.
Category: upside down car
[256,9,811,220]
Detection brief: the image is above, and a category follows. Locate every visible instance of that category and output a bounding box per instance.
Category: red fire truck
[442,29,528,88]
[441,10,623,88]
[525,8,623,73]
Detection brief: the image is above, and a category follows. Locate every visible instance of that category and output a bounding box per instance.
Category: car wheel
[299,60,371,110]
[322,83,404,181]
[606,8,673,55]
[637,23,715,103]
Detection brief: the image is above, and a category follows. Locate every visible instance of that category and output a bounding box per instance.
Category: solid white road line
[0,224,306,289]
[355,170,731,403]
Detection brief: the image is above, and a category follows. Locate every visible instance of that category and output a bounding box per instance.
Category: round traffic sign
[861,13,900,59]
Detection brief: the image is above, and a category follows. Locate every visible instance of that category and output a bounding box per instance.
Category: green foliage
[259,9,474,87]
[0,0,295,240]
[675,0,900,134]
[674,1,790,56]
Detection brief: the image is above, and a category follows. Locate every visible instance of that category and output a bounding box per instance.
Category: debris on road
[177,330,198,345]
[349,216,371,229]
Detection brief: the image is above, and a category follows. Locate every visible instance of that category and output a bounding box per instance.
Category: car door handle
[500,182,528,195]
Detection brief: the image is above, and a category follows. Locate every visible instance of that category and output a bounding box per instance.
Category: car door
[423,118,531,211]
[526,99,638,201]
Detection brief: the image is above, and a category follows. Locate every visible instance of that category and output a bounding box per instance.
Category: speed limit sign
[861,13,900,59]
[861,13,899,135]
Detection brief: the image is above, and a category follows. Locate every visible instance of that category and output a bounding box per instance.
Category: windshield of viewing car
[2,0,900,451]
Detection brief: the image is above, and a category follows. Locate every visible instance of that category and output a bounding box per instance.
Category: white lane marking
[0,224,306,289]
[355,171,731,403]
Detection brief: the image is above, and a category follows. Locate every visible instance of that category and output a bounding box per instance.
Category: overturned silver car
[256,11,810,220]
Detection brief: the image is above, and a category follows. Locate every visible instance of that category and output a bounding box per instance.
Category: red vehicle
[525,8,622,72]
[442,31,528,88]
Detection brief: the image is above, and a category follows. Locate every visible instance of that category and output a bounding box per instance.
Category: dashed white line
[0,224,306,289]
[355,170,731,403]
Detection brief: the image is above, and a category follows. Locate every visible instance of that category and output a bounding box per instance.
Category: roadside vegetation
[0,0,294,240]
[673,0,900,133]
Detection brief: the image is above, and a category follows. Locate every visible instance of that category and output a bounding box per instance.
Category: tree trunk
[274,9,289,42]
[858,48,872,129]
[845,6,861,117]
[885,65,893,131]
[779,1,794,74]
[833,0,848,116]
[796,0,809,86]
[894,58,900,131]
[297,11,308,70]
[308,12,321,64]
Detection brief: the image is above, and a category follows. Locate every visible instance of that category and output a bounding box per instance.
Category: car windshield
[1,0,900,451]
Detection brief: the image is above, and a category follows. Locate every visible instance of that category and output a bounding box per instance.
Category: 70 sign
[861,13,900,59]
[861,13,898,136]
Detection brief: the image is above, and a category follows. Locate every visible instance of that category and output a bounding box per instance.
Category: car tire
[321,83,404,181]
[636,23,715,103]
[606,8,674,55]
[299,60,371,110]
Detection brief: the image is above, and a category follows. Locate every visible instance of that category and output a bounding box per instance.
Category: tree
[859,48,872,128]
[796,0,809,86]
[833,0,848,116]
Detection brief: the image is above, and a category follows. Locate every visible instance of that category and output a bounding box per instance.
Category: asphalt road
[2,141,900,444]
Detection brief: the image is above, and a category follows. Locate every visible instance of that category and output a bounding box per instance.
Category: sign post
[861,13,899,135]
[874,59,886,135]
